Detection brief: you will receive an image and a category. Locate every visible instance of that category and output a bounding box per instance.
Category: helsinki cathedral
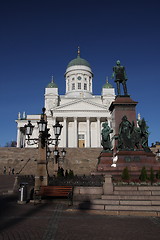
[16,48,115,148]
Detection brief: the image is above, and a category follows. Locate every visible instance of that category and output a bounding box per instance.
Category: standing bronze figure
[101,120,113,152]
[112,60,128,95]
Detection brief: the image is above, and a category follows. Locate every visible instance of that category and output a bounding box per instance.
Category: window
[72,83,75,90]
[84,83,87,90]
[68,83,70,91]
[78,83,81,89]
[78,134,85,140]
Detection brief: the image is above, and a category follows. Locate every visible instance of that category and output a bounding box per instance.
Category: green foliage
[5,140,17,147]
[156,170,160,179]
[68,169,74,178]
[139,166,148,182]
[57,167,64,177]
[149,167,154,184]
[121,167,130,181]
[65,170,69,178]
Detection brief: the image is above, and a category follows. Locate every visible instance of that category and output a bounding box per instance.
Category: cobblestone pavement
[1,194,160,240]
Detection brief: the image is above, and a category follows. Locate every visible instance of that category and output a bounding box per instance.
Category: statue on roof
[111,60,128,96]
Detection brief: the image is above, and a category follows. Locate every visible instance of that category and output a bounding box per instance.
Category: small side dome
[46,77,58,88]
[103,78,113,88]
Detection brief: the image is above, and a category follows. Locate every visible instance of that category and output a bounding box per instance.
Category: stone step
[102,195,160,200]
[113,190,152,195]
[92,199,160,206]
[0,175,15,195]
[105,205,160,212]
[90,204,160,212]
[114,186,160,191]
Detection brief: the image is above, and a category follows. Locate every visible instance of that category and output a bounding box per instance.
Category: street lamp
[25,108,63,148]
[25,120,34,136]
[61,148,66,157]
[24,107,65,189]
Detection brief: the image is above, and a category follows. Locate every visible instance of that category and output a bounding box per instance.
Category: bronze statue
[137,118,151,152]
[101,120,113,152]
[112,60,128,95]
[118,115,134,150]
[117,115,151,152]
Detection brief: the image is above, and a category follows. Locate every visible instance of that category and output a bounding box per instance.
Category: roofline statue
[111,60,128,96]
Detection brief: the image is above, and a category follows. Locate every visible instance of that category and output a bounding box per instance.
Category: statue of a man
[112,60,128,95]
[118,115,134,150]
[101,120,113,152]
[138,118,151,152]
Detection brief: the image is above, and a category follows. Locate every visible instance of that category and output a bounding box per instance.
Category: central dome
[67,48,91,68]
[67,55,91,68]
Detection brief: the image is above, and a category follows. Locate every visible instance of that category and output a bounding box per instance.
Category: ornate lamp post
[24,108,64,191]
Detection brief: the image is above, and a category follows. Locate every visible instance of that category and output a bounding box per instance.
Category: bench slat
[39,186,73,197]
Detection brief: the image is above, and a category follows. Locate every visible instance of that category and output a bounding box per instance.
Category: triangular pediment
[53,99,108,111]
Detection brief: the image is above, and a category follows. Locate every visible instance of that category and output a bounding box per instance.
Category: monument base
[115,150,160,176]
[96,150,160,179]
[97,152,113,172]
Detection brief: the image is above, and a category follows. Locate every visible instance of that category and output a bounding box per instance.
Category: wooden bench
[34,186,74,205]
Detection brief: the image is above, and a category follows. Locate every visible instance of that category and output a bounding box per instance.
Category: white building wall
[16,55,116,148]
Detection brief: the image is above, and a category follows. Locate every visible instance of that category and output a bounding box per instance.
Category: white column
[52,117,56,138]
[97,117,101,147]
[17,127,21,147]
[86,117,90,147]
[74,117,78,147]
[63,117,67,147]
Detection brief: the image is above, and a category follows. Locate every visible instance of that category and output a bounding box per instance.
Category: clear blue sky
[0,0,160,147]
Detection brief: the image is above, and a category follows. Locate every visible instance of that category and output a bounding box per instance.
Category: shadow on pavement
[0,193,49,233]
[78,199,92,210]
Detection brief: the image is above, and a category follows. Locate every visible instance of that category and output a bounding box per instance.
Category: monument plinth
[109,96,138,136]
[96,60,159,178]
[97,152,113,171]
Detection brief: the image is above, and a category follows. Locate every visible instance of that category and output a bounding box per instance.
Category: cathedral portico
[49,116,111,148]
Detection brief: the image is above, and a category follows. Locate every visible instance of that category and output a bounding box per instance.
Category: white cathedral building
[16,50,115,148]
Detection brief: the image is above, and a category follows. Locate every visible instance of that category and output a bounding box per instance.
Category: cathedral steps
[82,186,160,216]
[0,175,15,195]
[64,148,101,175]
[0,147,102,175]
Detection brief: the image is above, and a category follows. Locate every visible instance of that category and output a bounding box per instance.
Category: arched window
[78,83,81,89]
[72,83,75,90]
[84,83,87,90]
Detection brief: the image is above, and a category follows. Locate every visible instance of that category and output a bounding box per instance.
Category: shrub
[68,169,74,178]
[149,167,154,184]
[139,166,148,182]
[156,170,160,179]
[57,167,64,177]
[121,167,130,181]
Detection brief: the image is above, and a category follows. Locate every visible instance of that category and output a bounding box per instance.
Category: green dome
[103,80,113,88]
[46,78,58,88]
[67,55,91,68]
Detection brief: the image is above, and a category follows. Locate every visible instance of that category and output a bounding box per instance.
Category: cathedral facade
[16,50,115,148]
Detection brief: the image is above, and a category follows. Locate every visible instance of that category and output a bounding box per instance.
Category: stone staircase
[90,186,160,216]
[0,147,102,175]
[0,175,16,195]
[62,148,101,175]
